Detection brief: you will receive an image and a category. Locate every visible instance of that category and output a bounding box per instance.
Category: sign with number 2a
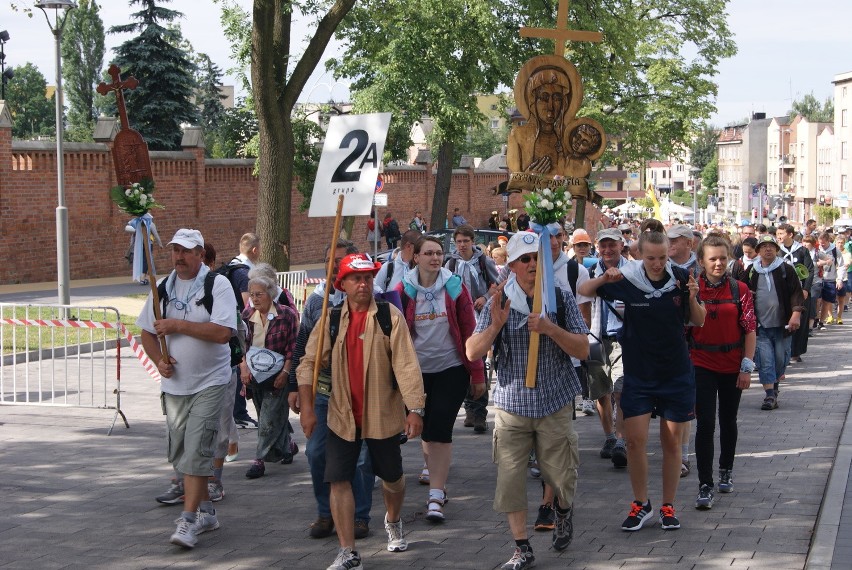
[309,113,392,217]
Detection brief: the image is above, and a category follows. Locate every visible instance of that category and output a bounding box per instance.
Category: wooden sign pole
[312,195,346,395]
[525,252,544,388]
[142,225,169,361]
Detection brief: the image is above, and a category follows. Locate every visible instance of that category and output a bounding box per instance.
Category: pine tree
[194,53,226,154]
[109,0,199,150]
[61,0,105,142]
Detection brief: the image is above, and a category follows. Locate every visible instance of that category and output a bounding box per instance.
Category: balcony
[779,154,796,168]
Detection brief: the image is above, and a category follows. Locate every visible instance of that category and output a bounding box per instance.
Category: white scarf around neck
[619,259,678,299]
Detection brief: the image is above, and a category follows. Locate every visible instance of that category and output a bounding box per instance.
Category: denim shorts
[620,369,695,423]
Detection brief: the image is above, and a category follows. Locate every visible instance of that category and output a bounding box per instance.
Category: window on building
[843,175,849,194]
[800,142,805,157]
[490,118,500,129]
[844,86,848,99]
[490,104,497,110]
[843,109,848,127]
[843,142,849,160]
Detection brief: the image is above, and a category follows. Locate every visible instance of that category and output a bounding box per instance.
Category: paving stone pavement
[1,323,851,569]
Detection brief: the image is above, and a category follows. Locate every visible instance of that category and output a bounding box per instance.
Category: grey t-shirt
[411,282,463,374]
[755,271,782,328]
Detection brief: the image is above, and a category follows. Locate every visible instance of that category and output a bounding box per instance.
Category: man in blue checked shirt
[466,231,589,570]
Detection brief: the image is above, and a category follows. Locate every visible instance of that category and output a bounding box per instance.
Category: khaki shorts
[587,339,624,400]
[161,383,227,476]
[492,405,579,513]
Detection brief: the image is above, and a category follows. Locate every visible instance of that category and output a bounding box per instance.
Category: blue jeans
[305,393,374,522]
[755,326,791,387]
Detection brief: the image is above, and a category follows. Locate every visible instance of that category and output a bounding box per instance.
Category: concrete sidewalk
[1,322,851,568]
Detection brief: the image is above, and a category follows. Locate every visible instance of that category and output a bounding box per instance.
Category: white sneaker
[326,546,362,569]
[170,518,198,548]
[384,513,408,552]
[194,509,220,534]
[582,399,596,416]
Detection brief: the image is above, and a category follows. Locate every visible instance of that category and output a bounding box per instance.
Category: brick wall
[0,123,602,284]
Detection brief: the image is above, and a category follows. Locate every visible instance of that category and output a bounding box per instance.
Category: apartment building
[834,72,852,214]
[716,114,771,222]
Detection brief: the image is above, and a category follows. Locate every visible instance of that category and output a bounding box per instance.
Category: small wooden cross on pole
[520,0,603,57]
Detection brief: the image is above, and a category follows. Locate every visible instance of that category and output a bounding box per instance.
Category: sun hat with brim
[596,228,624,243]
[755,235,780,250]
[333,253,382,290]
[168,228,204,249]
[506,231,539,264]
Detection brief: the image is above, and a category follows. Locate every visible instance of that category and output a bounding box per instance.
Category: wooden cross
[96,63,153,188]
[520,0,603,57]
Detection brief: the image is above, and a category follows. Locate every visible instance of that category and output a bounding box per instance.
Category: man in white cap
[467,232,589,569]
[585,228,629,468]
[137,229,238,548]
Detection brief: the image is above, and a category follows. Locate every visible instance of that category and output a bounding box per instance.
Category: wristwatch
[409,408,426,417]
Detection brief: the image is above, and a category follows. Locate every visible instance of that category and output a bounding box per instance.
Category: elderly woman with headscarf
[239,275,300,479]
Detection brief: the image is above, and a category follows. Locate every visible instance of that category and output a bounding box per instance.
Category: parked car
[375,228,514,263]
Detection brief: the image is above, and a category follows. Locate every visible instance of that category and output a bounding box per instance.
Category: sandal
[419,466,430,485]
[680,459,690,478]
[425,493,446,522]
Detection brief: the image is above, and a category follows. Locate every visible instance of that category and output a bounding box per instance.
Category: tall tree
[333,0,517,232]
[109,0,199,150]
[5,63,55,139]
[195,53,227,155]
[61,0,105,142]
[222,0,355,270]
[689,124,718,172]
[789,92,834,123]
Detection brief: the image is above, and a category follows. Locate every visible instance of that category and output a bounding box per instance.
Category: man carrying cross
[466,232,588,568]
[137,229,237,549]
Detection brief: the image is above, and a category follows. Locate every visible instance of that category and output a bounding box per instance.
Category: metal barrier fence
[277,270,308,313]
[0,303,129,435]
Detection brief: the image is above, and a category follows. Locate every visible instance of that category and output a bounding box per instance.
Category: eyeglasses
[419,250,443,257]
[518,254,538,264]
[248,292,268,299]
[621,230,632,234]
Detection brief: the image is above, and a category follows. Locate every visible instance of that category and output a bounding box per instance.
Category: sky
[2,0,851,126]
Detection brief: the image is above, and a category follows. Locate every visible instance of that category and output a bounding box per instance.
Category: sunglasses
[518,254,538,264]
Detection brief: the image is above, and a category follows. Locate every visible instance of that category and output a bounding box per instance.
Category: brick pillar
[0,100,12,182]
[181,126,206,218]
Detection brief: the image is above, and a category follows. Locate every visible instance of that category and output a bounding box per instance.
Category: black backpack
[214,259,250,312]
[156,273,247,367]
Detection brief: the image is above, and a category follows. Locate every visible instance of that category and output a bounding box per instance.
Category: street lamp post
[35,0,77,306]
[1,30,13,101]
[690,166,701,226]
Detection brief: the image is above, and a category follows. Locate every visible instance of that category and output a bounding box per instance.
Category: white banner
[309,113,392,217]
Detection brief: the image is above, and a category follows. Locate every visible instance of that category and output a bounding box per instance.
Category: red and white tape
[0,317,161,381]
[305,277,325,284]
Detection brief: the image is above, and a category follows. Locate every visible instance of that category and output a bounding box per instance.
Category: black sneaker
[621,500,653,531]
[611,443,628,468]
[659,503,681,530]
[235,416,258,429]
[552,497,573,551]
[501,544,535,570]
[718,469,734,493]
[695,484,714,510]
[534,502,554,531]
[473,416,487,433]
[600,438,616,459]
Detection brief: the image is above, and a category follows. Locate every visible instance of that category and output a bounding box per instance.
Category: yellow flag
[646,184,663,221]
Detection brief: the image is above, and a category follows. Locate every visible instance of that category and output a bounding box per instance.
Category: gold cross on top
[520,0,603,57]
